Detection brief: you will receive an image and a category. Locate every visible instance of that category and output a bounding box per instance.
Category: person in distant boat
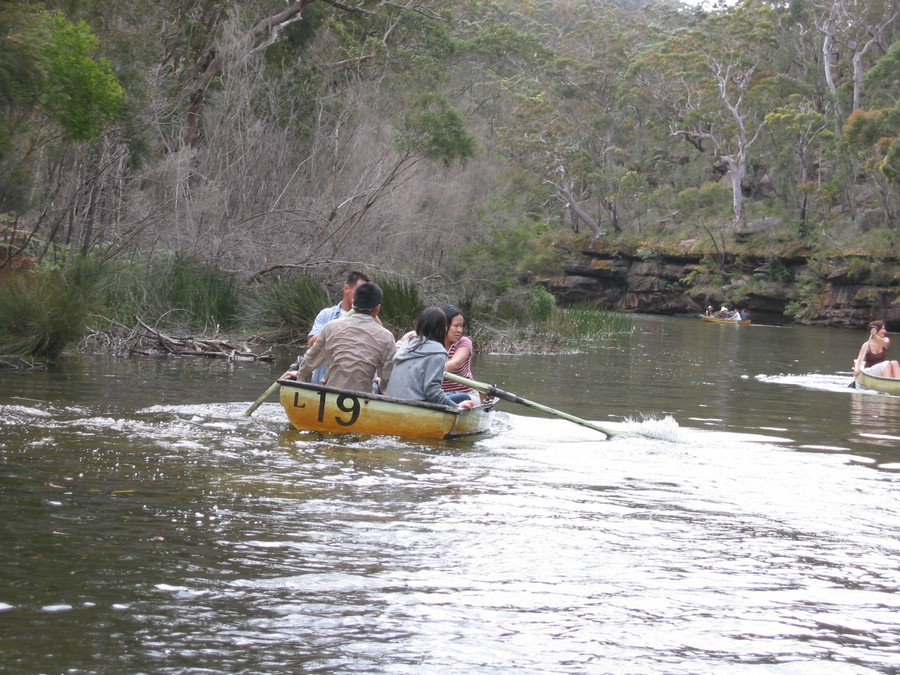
[306,270,371,384]
[716,305,732,319]
[440,304,481,403]
[730,308,746,321]
[853,319,900,379]
[285,283,396,393]
[386,307,475,409]
[705,306,714,317]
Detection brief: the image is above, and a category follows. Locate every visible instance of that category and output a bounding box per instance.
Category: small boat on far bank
[701,315,751,325]
[854,369,900,395]
[278,379,496,439]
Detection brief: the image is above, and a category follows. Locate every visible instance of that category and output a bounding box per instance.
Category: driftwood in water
[130,317,274,362]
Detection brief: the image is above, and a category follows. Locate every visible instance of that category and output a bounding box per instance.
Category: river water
[1,315,899,674]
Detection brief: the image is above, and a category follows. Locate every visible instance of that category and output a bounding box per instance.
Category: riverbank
[540,239,900,329]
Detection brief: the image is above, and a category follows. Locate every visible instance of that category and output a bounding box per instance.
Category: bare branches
[545,173,604,238]
[132,317,273,360]
[179,0,441,148]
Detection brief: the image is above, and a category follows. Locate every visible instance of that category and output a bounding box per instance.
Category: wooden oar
[243,380,280,417]
[444,372,628,439]
[848,358,860,388]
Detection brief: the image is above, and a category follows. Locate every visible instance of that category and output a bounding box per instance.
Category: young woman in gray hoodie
[386,307,475,410]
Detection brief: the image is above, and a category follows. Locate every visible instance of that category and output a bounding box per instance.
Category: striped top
[442,336,475,393]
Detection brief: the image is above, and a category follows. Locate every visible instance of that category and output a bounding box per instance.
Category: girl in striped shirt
[440,304,481,403]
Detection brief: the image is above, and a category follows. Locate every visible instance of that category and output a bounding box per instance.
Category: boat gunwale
[854,369,900,395]
[700,315,752,325]
[277,378,497,415]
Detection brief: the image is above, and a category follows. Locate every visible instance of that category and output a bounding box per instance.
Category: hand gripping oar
[444,372,628,439]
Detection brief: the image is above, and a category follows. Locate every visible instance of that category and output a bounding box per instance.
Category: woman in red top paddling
[854,320,900,378]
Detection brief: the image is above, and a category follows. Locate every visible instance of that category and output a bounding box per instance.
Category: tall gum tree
[487,0,637,237]
[630,3,786,223]
[764,95,833,234]
[815,0,898,136]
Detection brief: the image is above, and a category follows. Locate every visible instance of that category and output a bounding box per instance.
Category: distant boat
[701,315,751,325]
[278,379,496,439]
[854,369,900,395]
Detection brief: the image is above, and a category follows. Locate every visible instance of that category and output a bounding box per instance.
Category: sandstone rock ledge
[540,248,900,330]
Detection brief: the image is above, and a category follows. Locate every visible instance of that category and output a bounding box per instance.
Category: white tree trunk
[721,154,746,222]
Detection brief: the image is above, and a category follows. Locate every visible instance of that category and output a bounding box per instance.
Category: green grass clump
[377,277,424,336]
[0,271,88,360]
[553,305,632,340]
[95,254,240,332]
[471,303,632,354]
[246,274,329,343]
[160,254,239,330]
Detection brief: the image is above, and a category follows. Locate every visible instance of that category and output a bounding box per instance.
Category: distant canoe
[855,369,900,395]
[701,315,751,325]
[278,379,495,439]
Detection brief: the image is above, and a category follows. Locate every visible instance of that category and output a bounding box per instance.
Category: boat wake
[756,372,858,393]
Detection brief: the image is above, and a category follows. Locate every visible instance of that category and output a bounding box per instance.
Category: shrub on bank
[246,274,329,343]
[0,271,88,360]
[92,254,240,332]
[377,277,425,335]
[471,303,632,354]
[0,247,629,364]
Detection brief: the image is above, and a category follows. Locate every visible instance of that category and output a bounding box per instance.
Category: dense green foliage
[37,12,123,141]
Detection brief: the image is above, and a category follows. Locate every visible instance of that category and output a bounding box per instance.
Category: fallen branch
[129,317,274,361]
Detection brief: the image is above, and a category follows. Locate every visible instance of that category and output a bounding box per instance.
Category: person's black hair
[440,304,462,324]
[352,282,383,313]
[414,306,448,346]
[346,271,369,286]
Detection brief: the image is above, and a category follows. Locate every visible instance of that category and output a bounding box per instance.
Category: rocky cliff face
[542,247,900,329]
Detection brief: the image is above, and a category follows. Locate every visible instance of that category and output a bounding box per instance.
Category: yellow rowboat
[278,379,496,439]
[701,315,751,325]
[855,369,900,395]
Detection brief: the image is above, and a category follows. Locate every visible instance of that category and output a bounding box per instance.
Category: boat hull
[701,315,751,325]
[855,369,900,395]
[278,379,495,439]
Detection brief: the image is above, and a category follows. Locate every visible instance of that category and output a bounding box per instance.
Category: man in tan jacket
[288,283,395,393]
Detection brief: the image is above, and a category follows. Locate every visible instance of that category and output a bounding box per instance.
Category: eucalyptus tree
[538,1,640,237]
[629,2,789,223]
[814,0,897,135]
[763,96,833,233]
[843,107,899,227]
[860,40,900,196]
[0,1,44,214]
[479,0,646,238]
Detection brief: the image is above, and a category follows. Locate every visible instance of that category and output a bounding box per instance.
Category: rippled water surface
[2,316,899,673]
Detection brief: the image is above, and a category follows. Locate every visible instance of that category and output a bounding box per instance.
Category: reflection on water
[2,317,900,673]
[850,391,900,454]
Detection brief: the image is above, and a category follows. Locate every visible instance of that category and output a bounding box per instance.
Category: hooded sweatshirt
[385,336,457,407]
